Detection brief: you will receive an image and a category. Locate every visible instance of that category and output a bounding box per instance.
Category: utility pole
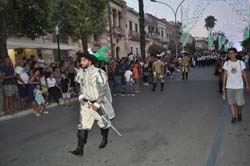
[139,0,146,60]
[108,0,114,58]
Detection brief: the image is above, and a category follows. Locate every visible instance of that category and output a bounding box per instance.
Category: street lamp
[151,0,186,58]
[55,25,61,61]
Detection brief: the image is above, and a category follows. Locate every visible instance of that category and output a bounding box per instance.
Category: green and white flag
[208,32,214,48]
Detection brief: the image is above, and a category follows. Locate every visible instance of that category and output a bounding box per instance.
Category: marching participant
[70,51,115,157]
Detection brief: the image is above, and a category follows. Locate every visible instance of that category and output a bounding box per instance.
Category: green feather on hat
[90,46,110,63]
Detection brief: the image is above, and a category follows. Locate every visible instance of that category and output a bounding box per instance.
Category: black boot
[182,73,185,80]
[99,128,109,149]
[152,83,157,92]
[160,83,164,91]
[186,72,188,80]
[238,113,242,122]
[70,130,88,156]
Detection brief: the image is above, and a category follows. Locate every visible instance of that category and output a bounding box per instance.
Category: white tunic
[76,65,115,130]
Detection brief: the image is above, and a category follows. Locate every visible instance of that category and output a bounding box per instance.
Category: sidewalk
[0,98,78,122]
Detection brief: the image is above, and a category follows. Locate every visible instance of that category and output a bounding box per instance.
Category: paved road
[0,67,249,166]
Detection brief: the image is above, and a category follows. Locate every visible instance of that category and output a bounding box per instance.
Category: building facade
[6,0,181,64]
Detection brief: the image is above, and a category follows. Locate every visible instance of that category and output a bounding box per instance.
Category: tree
[147,44,166,56]
[242,38,250,52]
[49,0,108,52]
[138,0,146,60]
[184,42,196,55]
[204,15,217,32]
[0,0,50,59]
[204,15,217,50]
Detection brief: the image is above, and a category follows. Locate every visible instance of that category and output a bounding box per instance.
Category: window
[112,9,117,27]
[136,48,139,55]
[130,46,133,53]
[129,21,133,31]
[135,23,138,32]
[161,30,164,37]
[118,12,122,28]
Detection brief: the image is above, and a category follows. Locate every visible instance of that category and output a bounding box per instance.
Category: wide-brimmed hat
[76,51,98,63]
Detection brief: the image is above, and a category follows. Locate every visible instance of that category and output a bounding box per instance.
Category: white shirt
[40,76,47,86]
[15,66,29,84]
[47,77,57,88]
[124,70,133,82]
[223,60,246,89]
[37,58,45,68]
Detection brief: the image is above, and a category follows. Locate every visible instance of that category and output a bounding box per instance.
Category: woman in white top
[47,72,61,104]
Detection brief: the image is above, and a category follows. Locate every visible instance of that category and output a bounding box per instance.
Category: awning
[7,39,79,50]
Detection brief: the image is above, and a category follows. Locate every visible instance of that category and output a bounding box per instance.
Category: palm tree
[204,15,217,32]
[205,15,217,50]
[138,0,146,60]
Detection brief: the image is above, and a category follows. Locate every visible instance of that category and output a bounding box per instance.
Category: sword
[101,115,122,137]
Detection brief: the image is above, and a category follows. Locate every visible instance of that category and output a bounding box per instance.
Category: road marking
[206,103,229,166]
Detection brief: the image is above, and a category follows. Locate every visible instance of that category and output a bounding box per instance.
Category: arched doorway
[116,46,120,59]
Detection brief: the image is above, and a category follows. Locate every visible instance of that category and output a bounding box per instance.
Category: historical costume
[152,53,165,92]
[181,51,190,80]
[70,51,115,157]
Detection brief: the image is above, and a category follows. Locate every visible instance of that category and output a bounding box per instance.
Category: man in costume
[181,51,190,80]
[152,53,165,92]
[70,51,115,157]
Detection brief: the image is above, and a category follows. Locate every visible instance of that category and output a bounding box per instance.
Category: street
[0,67,250,166]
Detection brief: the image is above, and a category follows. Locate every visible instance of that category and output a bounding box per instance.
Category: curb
[0,98,78,122]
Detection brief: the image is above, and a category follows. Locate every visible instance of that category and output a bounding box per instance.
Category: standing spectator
[124,67,135,96]
[67,57,76,89]
[132,63,139,93]
[244,53,249,70]
[37,54,45,75]
[28,69,41,113]
[47,72,61,104]
[74,61,81,96]
[40,74,49,104]
[0,65,4,116]
[50,63,61,85]
[143,61,149,85]
[1,56,16,114]
[222,47,250,123]
[113,60,124,95]
[61,72,71,106]
[15,59,29,110]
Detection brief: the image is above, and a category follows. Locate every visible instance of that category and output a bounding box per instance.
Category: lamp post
[55,25,61,61]
[151,0,185,58]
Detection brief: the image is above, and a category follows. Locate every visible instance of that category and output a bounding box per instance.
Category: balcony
[128,31,140,41]
[112,26,125,37]
[146,33,161,41]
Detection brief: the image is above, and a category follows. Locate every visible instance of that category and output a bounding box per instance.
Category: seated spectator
[34,84,48,116]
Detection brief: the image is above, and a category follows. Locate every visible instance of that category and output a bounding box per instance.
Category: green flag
[218,37,223,50]
[208,32,214,47]
[243,26,250,40]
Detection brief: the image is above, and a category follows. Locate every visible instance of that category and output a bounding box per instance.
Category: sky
[124,0,250,49]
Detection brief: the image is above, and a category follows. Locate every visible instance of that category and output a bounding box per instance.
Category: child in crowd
[34,84,48,116]
[124,67,135,96]
[40,74,49,105]
[61,72,71,107]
